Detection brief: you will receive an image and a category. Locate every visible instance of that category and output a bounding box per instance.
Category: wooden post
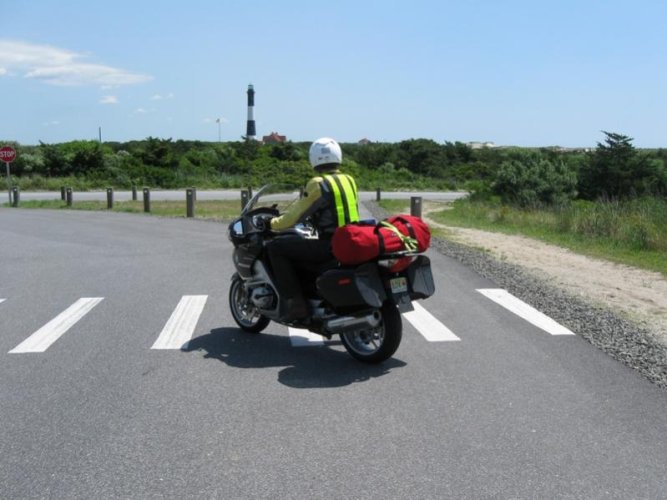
[410,196,422,217]
[186,188,195,218]
[241,189,249,211]
[143,188,150,213]
[106,188,114,209]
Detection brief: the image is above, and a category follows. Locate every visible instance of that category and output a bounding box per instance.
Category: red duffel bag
[385,215,431,253]
[332,214,430,265]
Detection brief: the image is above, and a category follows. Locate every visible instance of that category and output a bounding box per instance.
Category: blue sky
[2,0,666,147]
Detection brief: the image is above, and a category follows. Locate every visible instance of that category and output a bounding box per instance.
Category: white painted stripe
[0,298,5,305]
[151,295,208,350]
[403,302,461,341]
[288,327,325,346]
[477,289,575,336]
[9,298,104,353]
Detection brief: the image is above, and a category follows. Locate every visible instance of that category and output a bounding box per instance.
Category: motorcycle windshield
[242,184,303,215]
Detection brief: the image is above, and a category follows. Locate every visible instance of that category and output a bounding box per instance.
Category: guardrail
[4,186,426,218]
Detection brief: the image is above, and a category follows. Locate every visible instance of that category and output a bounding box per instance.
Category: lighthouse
[246,84,256,140]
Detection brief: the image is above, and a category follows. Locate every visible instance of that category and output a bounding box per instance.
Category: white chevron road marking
[289,302,461,346]
[477,289,575,336]
[288,327,326,346]
[9,298,104,353]
[402,302,461,341]
[151,295,208,350]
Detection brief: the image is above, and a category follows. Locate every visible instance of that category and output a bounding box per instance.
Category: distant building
[262,132,287,144]
[545,146,593,153]
[358,138,371,145]
[467,141,496,149]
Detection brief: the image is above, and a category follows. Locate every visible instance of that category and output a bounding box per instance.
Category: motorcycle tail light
[378,256,415,273]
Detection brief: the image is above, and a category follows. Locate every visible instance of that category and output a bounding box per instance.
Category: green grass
[376,199,411,214]
[3,199,243,220]
[379,197,667,276]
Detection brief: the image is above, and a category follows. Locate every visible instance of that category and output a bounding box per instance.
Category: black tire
[229,276,270,333]
[340,301,402,364]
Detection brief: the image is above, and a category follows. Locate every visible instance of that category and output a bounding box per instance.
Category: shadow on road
[182,327,406,389]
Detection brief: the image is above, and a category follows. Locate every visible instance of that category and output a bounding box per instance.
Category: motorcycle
[227,185,435,363]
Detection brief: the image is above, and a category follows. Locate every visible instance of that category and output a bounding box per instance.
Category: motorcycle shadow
[183,327,407,389]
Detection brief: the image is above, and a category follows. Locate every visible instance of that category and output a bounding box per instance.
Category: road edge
[364,201,667,391]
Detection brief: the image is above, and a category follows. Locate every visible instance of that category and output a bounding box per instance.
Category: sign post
[0,146,17,204]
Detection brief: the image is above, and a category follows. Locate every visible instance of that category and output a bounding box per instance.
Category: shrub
[493,155,577,207]
[579,132,667,200]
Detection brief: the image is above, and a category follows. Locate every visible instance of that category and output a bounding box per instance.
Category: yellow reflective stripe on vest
[336,174,359,223]
[323,174,359,226]
[345,174,358,197]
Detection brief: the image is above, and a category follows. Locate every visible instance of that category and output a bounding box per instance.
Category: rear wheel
[340,301,402,364]
[229,276,270,333]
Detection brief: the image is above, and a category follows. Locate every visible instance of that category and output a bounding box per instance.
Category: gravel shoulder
[436,222,667,349]
[366,201,667,390]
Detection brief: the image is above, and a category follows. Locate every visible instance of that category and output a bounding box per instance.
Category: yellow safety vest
[322,173,359,226]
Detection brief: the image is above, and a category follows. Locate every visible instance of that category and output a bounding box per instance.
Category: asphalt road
[1,208,666,499]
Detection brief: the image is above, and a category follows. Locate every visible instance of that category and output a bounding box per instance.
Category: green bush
[493,154,577,207]
[5,135,667,196]
[579,132,667,200]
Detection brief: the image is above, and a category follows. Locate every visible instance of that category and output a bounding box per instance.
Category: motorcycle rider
[267,137,359,321]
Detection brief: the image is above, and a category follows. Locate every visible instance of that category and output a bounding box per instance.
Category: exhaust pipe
[325,311,381,334]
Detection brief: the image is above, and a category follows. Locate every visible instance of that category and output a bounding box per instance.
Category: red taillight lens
[389,256,414,272]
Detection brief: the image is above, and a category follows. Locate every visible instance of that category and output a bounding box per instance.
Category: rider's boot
[282,297,308,322]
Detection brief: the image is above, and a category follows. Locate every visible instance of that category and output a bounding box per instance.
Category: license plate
[390,277,408,294]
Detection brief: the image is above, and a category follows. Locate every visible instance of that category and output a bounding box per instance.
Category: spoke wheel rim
[232,281,262,327]
[341,324,385,356]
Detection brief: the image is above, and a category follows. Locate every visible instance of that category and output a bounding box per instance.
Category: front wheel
[229,276,270,333]
[340,301,402,364]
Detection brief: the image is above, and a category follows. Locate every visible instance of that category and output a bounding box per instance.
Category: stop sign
[0,146,16,163]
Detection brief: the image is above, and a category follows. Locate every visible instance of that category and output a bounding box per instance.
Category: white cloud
[151,92,174,100]
[134,108,150,114]
[0,67,6,75]
[100,95,118,104]
[0,39,152,87]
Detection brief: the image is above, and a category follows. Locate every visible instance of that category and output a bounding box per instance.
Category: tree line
[4,132,667,205]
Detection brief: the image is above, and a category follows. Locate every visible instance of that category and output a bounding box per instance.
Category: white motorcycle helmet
[309,137,342,170]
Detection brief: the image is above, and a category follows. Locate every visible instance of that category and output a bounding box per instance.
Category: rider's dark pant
[266,235,332,302]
